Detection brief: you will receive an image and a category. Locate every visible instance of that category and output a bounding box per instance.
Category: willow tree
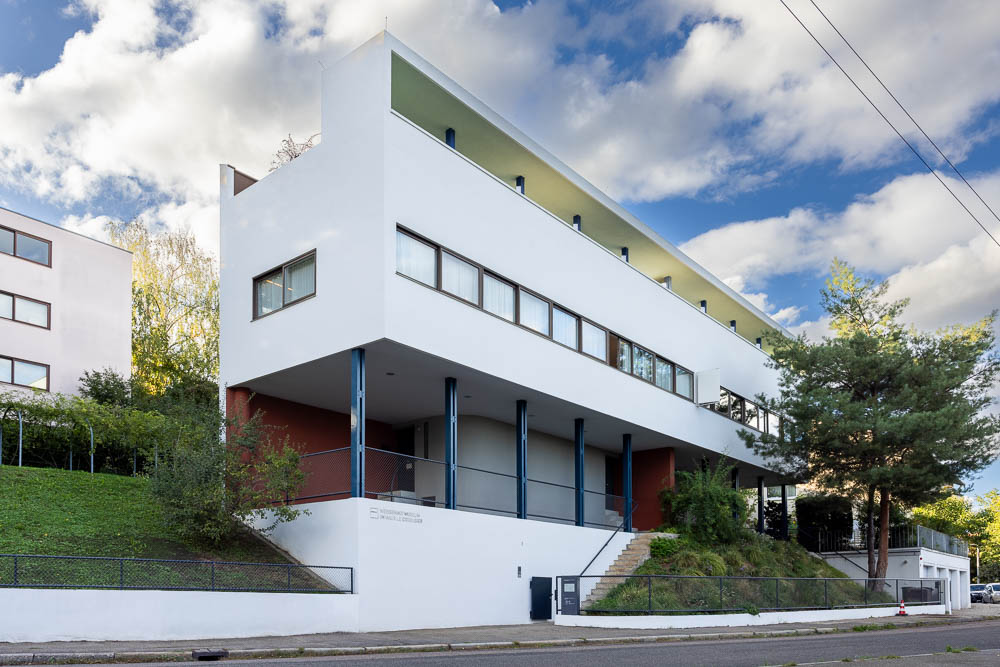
[108,220,219,395]
[742,260,999,581]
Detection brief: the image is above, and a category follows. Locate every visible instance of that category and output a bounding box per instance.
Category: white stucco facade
[0,207,131,396]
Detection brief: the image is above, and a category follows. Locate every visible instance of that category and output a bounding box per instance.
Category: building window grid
[0,290,51,329]
[714,387,772,434]
[394,226,701,404]
[0,225,52,267]
[0,354,50,391]
[252,251,317,320]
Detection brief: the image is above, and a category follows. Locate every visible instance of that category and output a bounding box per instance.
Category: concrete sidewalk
[1,610,994,664]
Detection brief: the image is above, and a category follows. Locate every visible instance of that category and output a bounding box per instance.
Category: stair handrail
[580,501,637,576]
[802,526,871,577]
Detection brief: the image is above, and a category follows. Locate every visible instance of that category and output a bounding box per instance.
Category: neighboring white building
[218,32,957,630]
[0,207,132,396]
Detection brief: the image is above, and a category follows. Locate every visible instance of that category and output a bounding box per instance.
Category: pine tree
[742,259,1000,581]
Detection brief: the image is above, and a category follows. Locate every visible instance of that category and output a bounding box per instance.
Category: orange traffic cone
[897,600,907,616]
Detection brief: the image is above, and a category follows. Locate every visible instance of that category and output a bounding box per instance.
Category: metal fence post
[825,578,829,609]
[896,579,899,603]
[119,558,124,590]
[17,410,23,467]
[719,577,724,609]
[287,564,292,591]
[88,422,94,474]
[648,576,652,613]
[13,555,18,586]
[350,568,354,594]
[864,580,868,606]
[211,562,216,591]
[775,578,780,609]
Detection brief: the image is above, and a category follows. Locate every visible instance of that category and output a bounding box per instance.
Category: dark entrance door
[529,577,552,620]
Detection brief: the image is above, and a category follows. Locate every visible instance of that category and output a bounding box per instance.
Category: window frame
[0,290,51,329]
[516,286,551,338]
[0,354,50,391]
[0,225,52,267]
[580,317,608,362]
[440,249,482,306]
[251,249,317,321]
[551,304,580,351]
[395,228,440,289]
[482,271,516,323]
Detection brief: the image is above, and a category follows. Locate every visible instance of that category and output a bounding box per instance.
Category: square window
[0,293,11,319]
[0,228,12,255]
[675,367,693,399]
[610,335,631,373]
[14,297,48,327]
[655,358,673,391]
[483,274,514,321]
[553,307,578,349]
[255,269,283,317]
[13,360,47,389]
[632,346,653,382]
[0,357,10,384]
[441,252,479,304]
[396,230,436,287]
[581,321,606,360]
[283,255,315,305]
[518,290,549,336]
[16,233,49,265]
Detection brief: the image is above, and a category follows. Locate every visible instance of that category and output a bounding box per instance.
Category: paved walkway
[2,607,996,663]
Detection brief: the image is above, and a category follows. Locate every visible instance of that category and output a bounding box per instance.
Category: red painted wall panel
[631,447,675,531]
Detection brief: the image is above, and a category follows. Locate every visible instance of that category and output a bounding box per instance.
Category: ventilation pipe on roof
[621,246,629,263]
[515,175,525,195]
[700,300,707,314]
[730,320,737,332]
[661,276,672,290]
[445,128,456,148]
[572,214,582,232]
[756,337,763,349]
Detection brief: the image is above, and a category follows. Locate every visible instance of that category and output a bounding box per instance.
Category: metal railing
[817,525,968,557]
[0,554,353,593]
[557,575,944,616]
[288,446,634,530]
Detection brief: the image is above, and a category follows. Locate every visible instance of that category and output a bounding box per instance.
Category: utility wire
[809,0,1000,228]
[776,0,1000,250]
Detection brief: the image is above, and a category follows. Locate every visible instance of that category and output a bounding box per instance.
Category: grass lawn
[0,466,339,591]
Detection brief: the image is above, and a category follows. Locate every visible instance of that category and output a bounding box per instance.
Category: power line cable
[809,0,1000,228]
[776,0,1000,250]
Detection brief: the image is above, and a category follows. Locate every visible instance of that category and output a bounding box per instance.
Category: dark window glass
[610,335,631,372]
[716,389,730,417]
[730,395,744,423]
[744,401,759,429]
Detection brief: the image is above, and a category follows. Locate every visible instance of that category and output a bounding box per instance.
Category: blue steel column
[445,377,458,510]
[574,418,585,527]
[622,434,632,532]
[350,348,366,498]
[516,400,527,519]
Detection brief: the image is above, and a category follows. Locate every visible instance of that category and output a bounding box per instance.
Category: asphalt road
[68,620,1000,667]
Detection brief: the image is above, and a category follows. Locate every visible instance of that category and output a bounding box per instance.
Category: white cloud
[1,0,998,255]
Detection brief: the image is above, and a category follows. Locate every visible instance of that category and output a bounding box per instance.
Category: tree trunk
[874,487,891,592]
[865,485,876,581]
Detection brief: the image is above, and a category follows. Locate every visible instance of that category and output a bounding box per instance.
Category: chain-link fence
[295,447,352,502]
[364,447,446,507]
[563,574,944,615]
[0,554,353,593]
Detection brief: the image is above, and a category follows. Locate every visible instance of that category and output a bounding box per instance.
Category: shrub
[650,536,682,560]
[660,458,748,545]
[149,408,306,543]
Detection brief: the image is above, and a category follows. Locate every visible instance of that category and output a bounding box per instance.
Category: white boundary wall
[554,604,946,630]
[258,497,634,631]
[0,589,360,642]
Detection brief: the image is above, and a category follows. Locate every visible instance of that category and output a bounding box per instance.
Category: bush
[149,407,306,543]
[660,459,748,545]
[650,536,683,560]
[764,501,786,540]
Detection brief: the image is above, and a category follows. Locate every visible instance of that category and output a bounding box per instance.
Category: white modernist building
[0,207,131,396]
[219,32,964,629]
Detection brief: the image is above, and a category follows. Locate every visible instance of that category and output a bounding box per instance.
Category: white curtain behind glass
[256,271,283,316]
[519,290,549,335]
[553,308,577,348]
[582,321,606,359]
[442,253,478,303]
[284,256,315,304]
[483,275,514,321]
[15,297,47,327]
[396,231,436,286]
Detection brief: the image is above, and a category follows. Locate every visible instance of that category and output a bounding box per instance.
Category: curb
[1,617,991,665]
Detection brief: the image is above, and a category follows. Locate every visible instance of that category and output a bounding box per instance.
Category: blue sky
[1,0,998,493]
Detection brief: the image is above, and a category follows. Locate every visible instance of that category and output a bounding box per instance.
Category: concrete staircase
[583,532,676,607]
